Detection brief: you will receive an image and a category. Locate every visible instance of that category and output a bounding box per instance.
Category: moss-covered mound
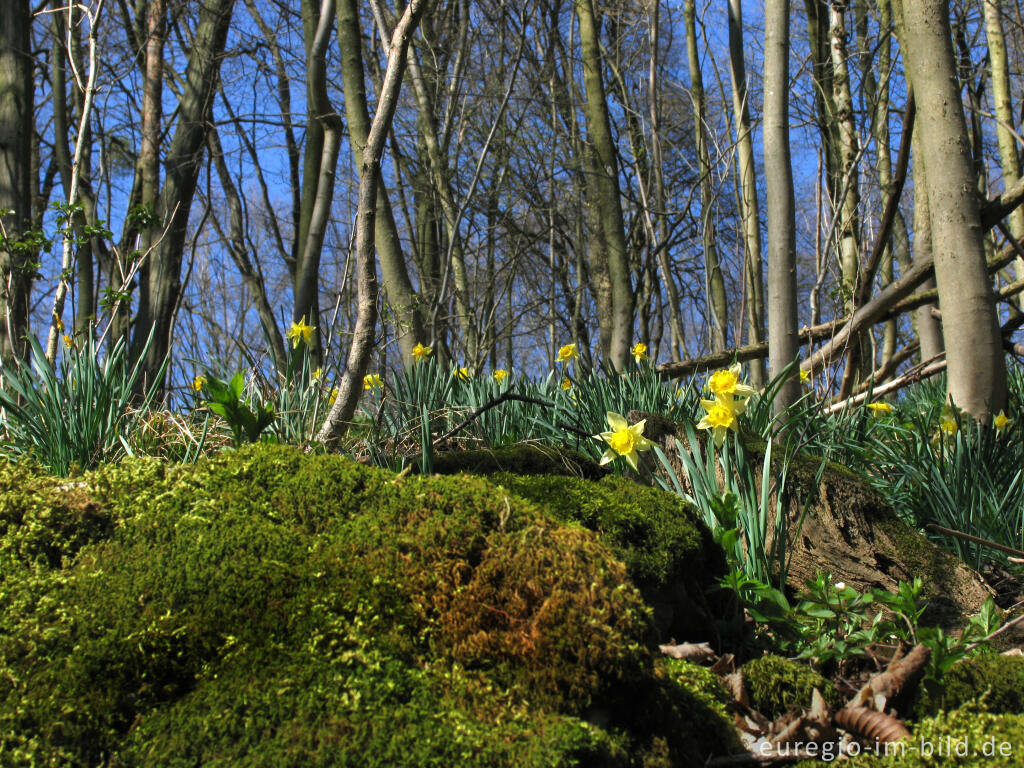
[912,654,1024,719]
[430,444,607,479]
[486,471,733,642]
[743,654,841,719]
[792,709,1024,767]
[0,445,741,767]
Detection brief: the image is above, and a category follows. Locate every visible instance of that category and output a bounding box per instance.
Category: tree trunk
[897,0,1007,418]
[0,0,34,363]
[910,121,945,361]
[727,0,766,387]
[134,0,236,390]
[337,0,425,364]
[684,0,728,353]
[764,0,801,416]
[318,0,428,442]
[983,0,1024,284]
[576,0,632,371]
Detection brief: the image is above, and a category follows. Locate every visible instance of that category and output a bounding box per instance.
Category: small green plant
[0,328,164,474]
[200,371,275,446]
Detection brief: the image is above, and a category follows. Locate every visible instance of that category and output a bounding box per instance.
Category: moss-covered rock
[743,654,841,719]
[430,444,607,479]
[486,471,734,642]
[0,445,742,767]
[792,709,1024,766]
[912,654,1024,719]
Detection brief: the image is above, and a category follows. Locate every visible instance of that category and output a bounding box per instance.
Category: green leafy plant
[201,371,275,446]
[0,329,165,474]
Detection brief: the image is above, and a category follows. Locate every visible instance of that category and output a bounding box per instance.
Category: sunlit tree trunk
[765,0,801,416]
[727,0,765,386]
[898,0,1007,418]
[337,0,425,364]
[684,0,728,352]
[984,0,1024,285]
[134,0,236,389]
[910,123,945,362]
[576,0,632,370]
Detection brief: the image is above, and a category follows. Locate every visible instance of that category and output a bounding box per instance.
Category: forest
[3,0,1024,766]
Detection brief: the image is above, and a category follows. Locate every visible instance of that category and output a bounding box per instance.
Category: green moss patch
[743,654,841,719]
[913,654,1024,719]
[0,445,741,766]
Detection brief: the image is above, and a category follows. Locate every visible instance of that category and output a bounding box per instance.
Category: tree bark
[318,0,428,442]
[684,0,728,353]
[134,0,236,390]
[576,0,633,371]
[337,0,425,364]
[727,0,766,387]
[0,0,34,363]
[897,0,1007,418]
[764,0,801,417]
[910,120,945,361]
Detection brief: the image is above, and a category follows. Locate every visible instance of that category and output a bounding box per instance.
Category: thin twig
[924,524,1024,560]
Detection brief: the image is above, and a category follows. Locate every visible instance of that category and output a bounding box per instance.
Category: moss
[487,471,734,642]
[912,654,1024,719]
[791,709,1024,766]
[0,444,741,766]
[743,655,841,719]
[429,444,607,479]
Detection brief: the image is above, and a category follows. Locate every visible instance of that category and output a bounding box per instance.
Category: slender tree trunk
[0,0,34,363]
[576,0,632,370]
[910,122,945,362]
[337,0,425,364]
[984,0,1024,286]
[318,0,428,442]
[684,0,728,352]
[898,0,1007,418]
[765,0,801,416]
[727,0,765,386]
[134,0,236,389]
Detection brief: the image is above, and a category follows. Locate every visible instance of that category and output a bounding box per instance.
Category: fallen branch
[924,524,1024,561]
[823,355,946,414]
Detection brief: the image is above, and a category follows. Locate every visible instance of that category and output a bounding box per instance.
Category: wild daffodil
[594,412,654,471]
[560,377,572,391]
[994,410,1012,432]
[799,368,811,384]
[412,343,431,361]
[707,363,757,400]
[329,387,338,405]
[697,396,746,447]
[192,375,207,392]
[555,343,578,363]
[312,367,323,380]
[454,366,470,381]
[866,401,893,416]
[632,342,648,363]
[939,414,958,435]
[493,369,508,383]
[287,316,315,349]
[363,373,383,390]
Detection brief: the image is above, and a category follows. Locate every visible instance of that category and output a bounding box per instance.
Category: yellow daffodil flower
[707,363,757,400]
[412,343,431,361]
[192,375,207,392]
[329,387,338,405]
[454,366,470,381]
[363,373,383,390]
[493,369,508,383]
[287,316,315,349]
[594,412,654,471]
[994,410,1012,432]
[940,416,958,435]
[63,334,75,350]
[697,396,746,447]
[55,318,64,332]
[312,367,323,380]
[632,342,648,363]
[560,377,572,391]
[555,343,578,363]
[866,401,893,416]
[799,368,810,384]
